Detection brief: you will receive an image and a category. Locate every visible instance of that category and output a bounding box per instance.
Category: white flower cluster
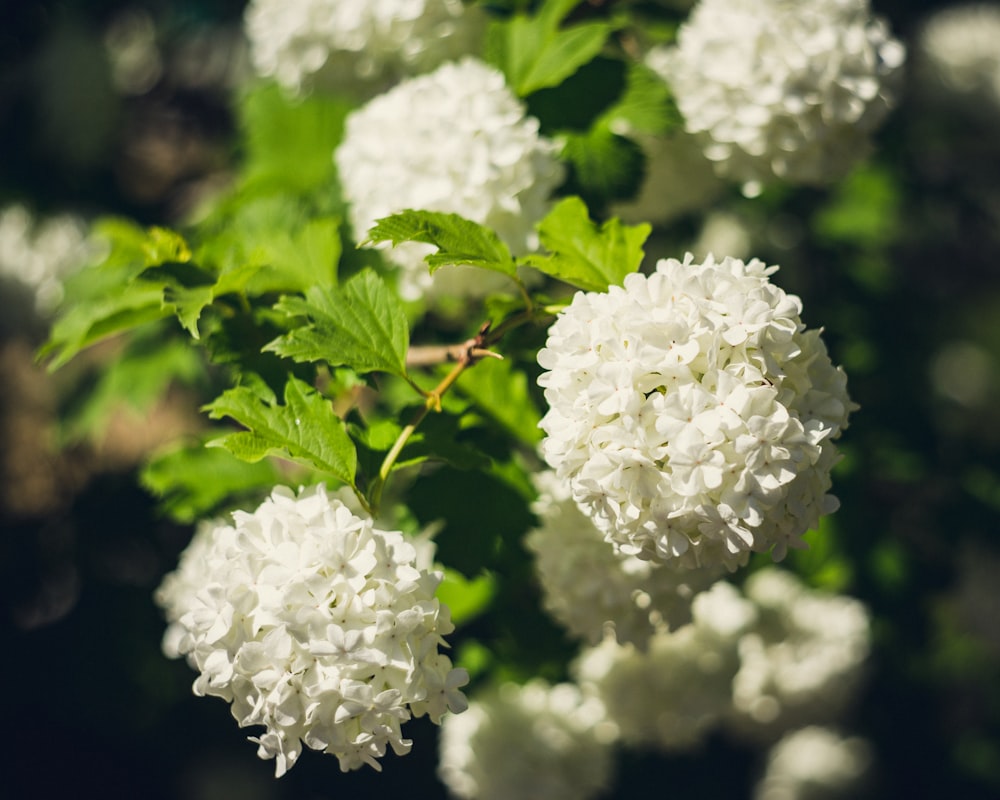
[918,3,1000,109]
[728,568,871,741]
[573,581,756,751]
[754,726,872,800]
[526,471,726,647]
[0,204,89,313]
[574,570,871,753]
[537,254,852,571]
[154,484,468,776]
[335,57,564,300]
[438,680,617,800]
[244,0,482,94]
[652,0,905,192]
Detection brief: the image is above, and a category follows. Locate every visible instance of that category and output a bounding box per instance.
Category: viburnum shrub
[40,0,894,786]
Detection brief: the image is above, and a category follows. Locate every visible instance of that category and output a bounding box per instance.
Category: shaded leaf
[455,356,543,445]
[437,568,497,626]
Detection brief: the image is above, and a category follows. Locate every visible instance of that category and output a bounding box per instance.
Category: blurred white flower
[155,484,467,776]
[652,0,905,192]
[918,3,1000,109]
[244,0,484,94]
[727,568,871,741]
[573,581,756,751]
[754,726,873,800]
[0,204,89,313]
[526,471,725,647]
[336,57,564,301]
[438,679,617,800]
[537,253,852,571]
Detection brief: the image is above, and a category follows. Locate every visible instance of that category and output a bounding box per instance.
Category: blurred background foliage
[2,0,1000,798]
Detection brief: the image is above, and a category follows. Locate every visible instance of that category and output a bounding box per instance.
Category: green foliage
[454,355,543,445]
[205,376,358,489]
[268,268,410,378]
[522,196,650,291]
[59,325,205,442]
[238,82,352,192]
[365,210,518,280]
[41,221,190,368]
[560,125,646,207]
[485,0,613,96]
[140,440,283,523]
[436,568,497,627]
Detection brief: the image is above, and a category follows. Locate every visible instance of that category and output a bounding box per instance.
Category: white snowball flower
[526,471,725,647]
[154,484,468,776]
[244,0,483,94]
[917,3,1000,109]
[754,726,872,800]
[0,204,89,313]
[438,680,617,800]
[537,253,853,571]
[727,568,871,742]
[335,57,564,300]
[652,0,905,192]
[573,581,756,751]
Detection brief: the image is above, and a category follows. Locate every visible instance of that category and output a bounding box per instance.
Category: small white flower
[652,0,905,191]
[335,57,564,300]
[754,726,873,800]
[573,581,756,751]
[727,568,871,741]
[438,680,616,800]
[155,484,467,776]
[526,471,725,647]
[244,0,484,94]
[537,253,852,571]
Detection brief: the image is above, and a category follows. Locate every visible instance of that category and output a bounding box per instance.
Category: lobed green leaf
[204,376,358,487]
[267,268,409,377]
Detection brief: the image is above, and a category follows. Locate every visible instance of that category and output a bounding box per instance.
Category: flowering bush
[155,484,468,775]
[653,0,905,191]
[538,254,853,571]
[28,0,915,793]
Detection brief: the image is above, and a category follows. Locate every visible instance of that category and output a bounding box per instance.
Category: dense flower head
[754,726,872,800]
[652,0,905,191]
[335,57,564,300]
[573,581,757,750]
[244,0,483,94]
[537,253,853,571]
[526,471,725,647]
[154,484,468,776]
[726,568,871,741]
[438,680,617,800]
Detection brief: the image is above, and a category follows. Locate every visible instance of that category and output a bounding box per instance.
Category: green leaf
[520,196,650,291]
[205,376,358,487]
[59,326,205,442]
[598,60,681,137]
[140,440,282,523]
[364,210,516,279]
[560,125,646,207]
[486,2,612,96]
[267,268,409,377]
[455,357,543,445]
[41,220,192,368]
[437,568,497,626]
[239,82,351,192]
